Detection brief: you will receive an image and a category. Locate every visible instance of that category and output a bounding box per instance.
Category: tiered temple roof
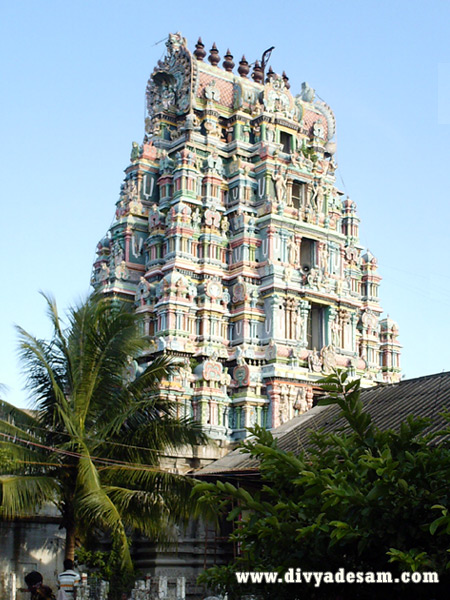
[92,33,401,441]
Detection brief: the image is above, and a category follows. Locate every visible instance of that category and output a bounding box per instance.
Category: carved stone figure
[113,242,124,266]
[192,208,201,229]
[331,319,340,347]
[272,169,287,203]
[130,142,141,162]
[265,340,277,361]
[308,348,322,373]
[146,33,191,115]
[279,400,289,425]
[294,387,308,415]
[123,178,138,202]
[313,120,325,139]
[314,183,325,213]
[319,243,328,273]
[310,181,324,213]
[292,311,304,339]
[321,345,337,373]
[292,151,305,170]
[93,262,109,284]
[235,346,246,366]
[221,217,230,235]
[266,124,275,142]
[300,81,315,102]
[129,196,145,216]
[206,151,223,174]
[114,260,129,280]
[287,236,299,264]
[204,80,221,102]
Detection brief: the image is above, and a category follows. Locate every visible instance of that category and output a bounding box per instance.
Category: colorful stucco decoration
[92,34,401,441]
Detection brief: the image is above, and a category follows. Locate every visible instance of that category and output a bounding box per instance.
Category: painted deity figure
[266,124,275,142]
[308,348,322,372]
[272,169,287,203]
[130,142,141,162]
[319,243,328,273]
[292,151,306,170]
[279,402,289,425]
[294,387,308,415]
[192,208,201,229]
[331,318,341,347]
[321,345,337,373]
[113,242,124,266]
[292,310,303,340]
[235,346,246,366]
[287,237,299,265]
[310,181,324,213]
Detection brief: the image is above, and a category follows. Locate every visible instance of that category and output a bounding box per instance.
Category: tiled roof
[197,72,234,108]
[196,371,450,476]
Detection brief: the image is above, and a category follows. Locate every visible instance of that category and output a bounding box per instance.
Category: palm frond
[76,455,132,570]
[0,475,59,518]
[16,326,67,421]
[4,292,209,565]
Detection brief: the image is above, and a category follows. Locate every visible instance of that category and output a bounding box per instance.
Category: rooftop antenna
[261,46,275,79]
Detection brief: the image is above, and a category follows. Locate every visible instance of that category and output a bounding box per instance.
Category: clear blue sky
[1,0,449,407]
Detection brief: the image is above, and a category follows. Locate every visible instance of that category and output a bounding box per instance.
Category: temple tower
[92,33,401,441]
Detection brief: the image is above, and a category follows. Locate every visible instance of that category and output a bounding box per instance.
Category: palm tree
[0,293,206,569]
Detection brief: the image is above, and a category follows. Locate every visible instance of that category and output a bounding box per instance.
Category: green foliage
[300,141,318,163]
[75,543,137,600]
[0,447,14,472]
[0,293,207,570]
[193,370,450,599]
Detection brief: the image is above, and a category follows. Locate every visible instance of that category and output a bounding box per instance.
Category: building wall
[0,517,65,598]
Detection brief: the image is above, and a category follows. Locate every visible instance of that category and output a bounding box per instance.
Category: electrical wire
[0,431,171,473]
[1,418,196,455]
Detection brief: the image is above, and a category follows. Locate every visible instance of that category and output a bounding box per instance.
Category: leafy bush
[194,371,450,599]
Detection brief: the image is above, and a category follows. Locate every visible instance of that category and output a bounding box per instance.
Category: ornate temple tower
[92,33,401,441]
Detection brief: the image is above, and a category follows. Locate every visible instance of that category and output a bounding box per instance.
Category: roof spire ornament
[238,55,249,78]
[265,65,275,83]
[282,71,290,89]
[252,60,263,83]
[208,43,220,67]
[194,37,206,61]
[223,49,235,72]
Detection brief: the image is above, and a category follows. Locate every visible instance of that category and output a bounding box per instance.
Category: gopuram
[92,33,401,443]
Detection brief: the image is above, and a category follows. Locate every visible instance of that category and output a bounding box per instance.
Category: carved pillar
[124,229,132,262]
[265,170,271,203]
[306,386,314,409]
[268,295,279,339]
[339,309,350,349]
[278,296,286,339]
[328,307,338,348]
[267,225,276,260]
[284,299,290,339]
[340,246,346,279]
[136,171,144,199]
[350,313,357,353]
[294,235,302,267]
[299,300,310,347]
[286,179,293,207]
[269,385,281,428]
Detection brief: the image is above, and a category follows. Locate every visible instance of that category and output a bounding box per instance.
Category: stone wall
[0,515,65,599]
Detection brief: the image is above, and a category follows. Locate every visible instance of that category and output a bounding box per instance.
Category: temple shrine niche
[92,32,401,441]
